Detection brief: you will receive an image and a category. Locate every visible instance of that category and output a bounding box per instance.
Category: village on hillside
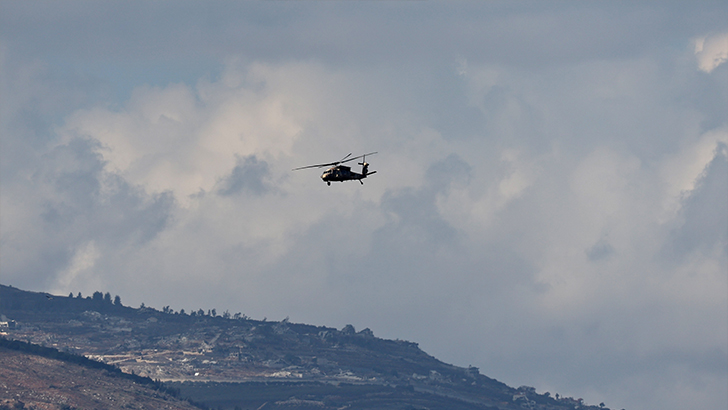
[1,284,608,410]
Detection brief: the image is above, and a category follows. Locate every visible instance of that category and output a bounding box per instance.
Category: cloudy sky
[1,2,727,409]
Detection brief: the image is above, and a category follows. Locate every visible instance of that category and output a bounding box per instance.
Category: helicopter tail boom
[359,162,377,177]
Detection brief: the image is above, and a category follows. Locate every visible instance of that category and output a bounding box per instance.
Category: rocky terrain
[1,284,606,410]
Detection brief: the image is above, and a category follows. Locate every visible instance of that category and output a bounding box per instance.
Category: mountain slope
[0,284,604,410]
[0,338,200,410]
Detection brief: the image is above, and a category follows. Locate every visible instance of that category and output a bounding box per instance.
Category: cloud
[57,62,318,203]
[586,236,615,262]
[695,32,728,73]
[664,142,728,259]
[1,136,174,292]
[24,52,725,410]
[217,155,274,196]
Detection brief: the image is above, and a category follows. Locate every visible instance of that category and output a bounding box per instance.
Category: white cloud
[59,70,306,203]
[659,127,728,220]
[694,32,728,73]
[30,55,726,410]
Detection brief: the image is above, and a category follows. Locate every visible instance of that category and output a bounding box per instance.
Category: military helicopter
[293,152,377,185]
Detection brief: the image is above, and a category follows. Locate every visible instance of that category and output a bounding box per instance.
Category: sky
[1,2,727,409]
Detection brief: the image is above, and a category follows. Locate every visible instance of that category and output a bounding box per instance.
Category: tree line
[68,289,252,322]
[68,291,123,306]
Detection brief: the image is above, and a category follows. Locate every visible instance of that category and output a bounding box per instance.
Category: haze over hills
[0,284,613,410]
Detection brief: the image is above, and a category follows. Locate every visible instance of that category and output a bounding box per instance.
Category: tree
[114,295,122,306]
[68,292,73,298]
[104,292,112,304]
[77,292,83,299]
[92,291,103,301]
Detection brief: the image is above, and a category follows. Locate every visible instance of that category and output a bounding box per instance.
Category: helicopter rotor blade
[292,161,339,171]
[339,153,353,163]
[292,152,377,171]
[341,151,377,165]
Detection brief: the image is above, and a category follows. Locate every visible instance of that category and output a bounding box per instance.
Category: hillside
[0,338,200,410]
[0,284,605,410]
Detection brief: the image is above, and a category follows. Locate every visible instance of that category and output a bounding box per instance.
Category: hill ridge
[0,284,607,410]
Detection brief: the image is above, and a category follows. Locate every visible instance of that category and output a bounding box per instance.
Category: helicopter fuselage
[321,164,376,185]
[321,165,364,183]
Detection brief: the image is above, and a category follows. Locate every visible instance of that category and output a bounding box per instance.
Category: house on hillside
[0,320,17,330]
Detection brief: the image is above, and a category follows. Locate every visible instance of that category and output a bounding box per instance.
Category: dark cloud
[217,155,273,196]
[425,153,472,191]
[372,155,471,256]
[3,137,174,290]
[38,138,174,246]
[586,237,615,262]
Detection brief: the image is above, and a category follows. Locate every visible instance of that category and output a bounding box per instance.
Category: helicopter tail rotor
[358,153,376,176]
[359,163,376,176]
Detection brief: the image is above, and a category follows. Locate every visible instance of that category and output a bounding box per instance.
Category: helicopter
[293,152,377,185]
